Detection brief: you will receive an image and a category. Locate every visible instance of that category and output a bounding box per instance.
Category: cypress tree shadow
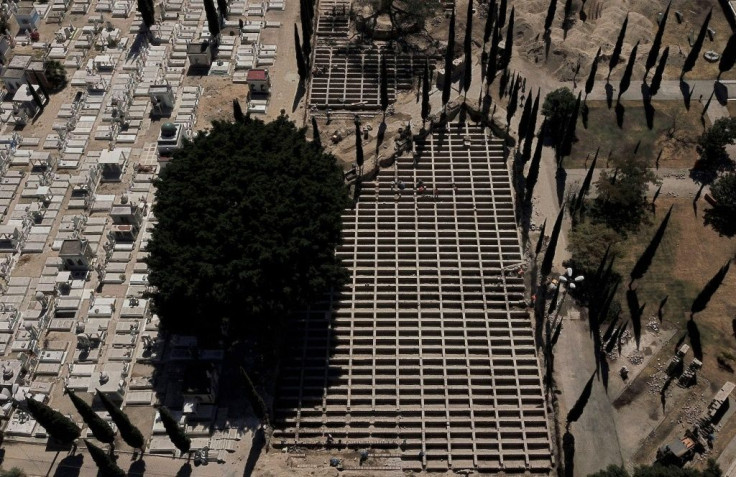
[626,288,644,348]
[53,453,84,477]
[581,103,589,128]
[615,102,625,128]
[243,427,266,477]
[563,430,575,477]
[567,373,595,425]
[643,95,655,130]
[658,295,668,322]
[715,81,729,105]
[674,331,688,353]
[600,350,609,392]
[605,83,614,108]
[687,318,703,360]
[691,260,731,318]
[127,459,146,477]
[375,121,387,155]
[679,80,692,110]
[732,318,736,338]
[660,376,673,411]
[556,165,567,206]
[175,463,192,477]
[291,82,306,113]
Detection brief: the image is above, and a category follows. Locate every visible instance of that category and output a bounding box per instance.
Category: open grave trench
[273,123,553,474]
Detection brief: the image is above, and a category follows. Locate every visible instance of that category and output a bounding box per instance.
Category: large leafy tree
[147,115,349,346]
[591,155,659,232]
[695,117,736,172]
[44,60,67,92]
[541,87,576,146]
[25,398,80,444]
[357,0,440,31]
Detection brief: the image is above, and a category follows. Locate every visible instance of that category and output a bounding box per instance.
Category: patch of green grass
[568,101,704,170]
[609,205,699,329]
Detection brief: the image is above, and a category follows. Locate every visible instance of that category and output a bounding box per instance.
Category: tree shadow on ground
[375,121,387,155]
[53,453,84,477]
[563,430,575,477]
[605,83,614,108]
[243,427,267,477]
[643,96,655,130]
[658,295,668,322]
[680,80,693,110]
[581,103,589,128]
[687,318,703,360]
[127,32,148,59]
[626,288,644,349]
[567,372,595,425]
[615,102,625,128]
[556,166,566,206]
[175,462,192,477]
[128,459,146,477]
[715,81,728,105]
[291,82,306,113]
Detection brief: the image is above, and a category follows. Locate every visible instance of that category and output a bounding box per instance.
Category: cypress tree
[380,53,389,115]
[204,0,220,38]
[66,389,115,445]
[421,59,431,126]
[528,88,540,138]
[573,148,598,214]
[691,260,730,318]
[585,47,601,98]
[501,7,514,69]
[498,0,507,28]
[525,121,546,202]
[541,207,564,278]
[33,72,49,101]
[26,398,80,444]
[85,440,126,477]
[563,0,573,22]
[355,119,364,169]
[294,25,307,80]
[644,1,670,77]
[26,81,44,112]
[311,116,321,149]
[301,0,312,64]
[649,46,669,95]
[442,9,456,108]
[682,8,712,79]
[486,22,500,89]
[543,0,557,33]
[483,0,496,47]
[629,205,673,287]
[158,406,191,454]
[718,33,736,79]
[241,368,270,425]
[560,91,581,157]
[617,40,639,101]
[233,98,244,122]
[608,14,629,80]
[463,0,473,97]
[518,93,533,139]
[97,390,144,450]
[506,74,519,125]
[535,218,547,256]
[136,0,155,29]
[217,0,227,17]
